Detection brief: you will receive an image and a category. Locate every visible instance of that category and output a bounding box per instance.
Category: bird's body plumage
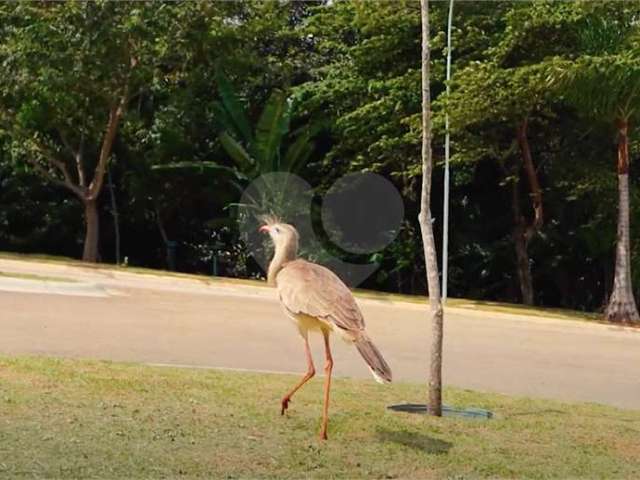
[277,259,392,384]
[276,259,364,339]
[260,219,392,439]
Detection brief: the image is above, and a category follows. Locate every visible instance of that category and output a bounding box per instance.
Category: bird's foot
[280,397,291,415]
[319,430,328,441]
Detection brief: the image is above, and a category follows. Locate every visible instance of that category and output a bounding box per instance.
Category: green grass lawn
[1,356,639,478]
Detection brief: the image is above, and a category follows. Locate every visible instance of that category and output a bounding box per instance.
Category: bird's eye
[274,227,280,234]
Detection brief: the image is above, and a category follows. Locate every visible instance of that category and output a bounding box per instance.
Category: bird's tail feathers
[355,335,392,384]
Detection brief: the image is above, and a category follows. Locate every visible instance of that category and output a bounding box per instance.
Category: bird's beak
[259,225,270,234]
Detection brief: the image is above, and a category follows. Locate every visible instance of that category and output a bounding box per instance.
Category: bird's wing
[276,259,365,333]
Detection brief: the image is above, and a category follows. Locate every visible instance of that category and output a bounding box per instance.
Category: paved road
[1,258,639,410]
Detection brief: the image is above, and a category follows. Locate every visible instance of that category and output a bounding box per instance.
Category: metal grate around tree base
[387,403,493,419]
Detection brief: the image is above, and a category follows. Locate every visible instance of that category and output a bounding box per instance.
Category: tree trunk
[155,206,176,270]
[605,119,640,323]
[507,119,543,306]
[516,119,543,232]
[511,176,535,306]
[514,222,534,305]
[82,199,100,263]
[419,0,444,417]
[107,168,121,264]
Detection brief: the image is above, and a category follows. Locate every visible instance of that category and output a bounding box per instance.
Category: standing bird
[259,218,392,440]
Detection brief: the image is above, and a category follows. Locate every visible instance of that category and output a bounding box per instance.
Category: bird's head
[259,216,299,255]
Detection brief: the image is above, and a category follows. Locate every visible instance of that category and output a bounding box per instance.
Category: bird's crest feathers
[258,213,282,226]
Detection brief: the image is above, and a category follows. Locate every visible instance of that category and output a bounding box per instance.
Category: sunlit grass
[1,356,638,478]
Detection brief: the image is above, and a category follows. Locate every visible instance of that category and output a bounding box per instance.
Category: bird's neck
[267,243,297,286]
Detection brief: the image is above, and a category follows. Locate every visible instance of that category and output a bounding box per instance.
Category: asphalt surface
[1,258,639,410]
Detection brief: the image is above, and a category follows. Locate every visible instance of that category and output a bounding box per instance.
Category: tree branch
[83,49,139,201]
[59,130,77,158]
[87,53,137,201]
[76,132,86,188]
[1,109,85,198]
[59,129,86,188]
[516,118,544,241]
[23,156,84,199]
[29,136,85,198]
[87,86,129,201]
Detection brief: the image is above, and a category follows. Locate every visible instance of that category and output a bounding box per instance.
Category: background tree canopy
[1,0,639,317]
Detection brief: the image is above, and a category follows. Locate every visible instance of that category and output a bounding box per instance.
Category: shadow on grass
[376,428,452,454]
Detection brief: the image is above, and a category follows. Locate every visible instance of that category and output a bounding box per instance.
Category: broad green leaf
[253,90,291,173]
[219,131,255,173]
[283,132,315,174]
[151,161,245,180]
[215,70,253,145]
[211,101,237,135]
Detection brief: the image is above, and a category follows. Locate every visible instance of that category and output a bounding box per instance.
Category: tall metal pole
[442,0,454,303]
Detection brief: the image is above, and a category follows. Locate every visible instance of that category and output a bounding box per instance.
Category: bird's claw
[281,397,291,415]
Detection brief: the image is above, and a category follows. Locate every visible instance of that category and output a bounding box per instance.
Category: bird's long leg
[281,335,315,415]
[319,330,334,441]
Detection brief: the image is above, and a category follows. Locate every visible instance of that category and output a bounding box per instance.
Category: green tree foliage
[546,1,640,321]
[0,0,639,319]
[297,1,426,182]
[0,1,178,261]
[443,3,563,305]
